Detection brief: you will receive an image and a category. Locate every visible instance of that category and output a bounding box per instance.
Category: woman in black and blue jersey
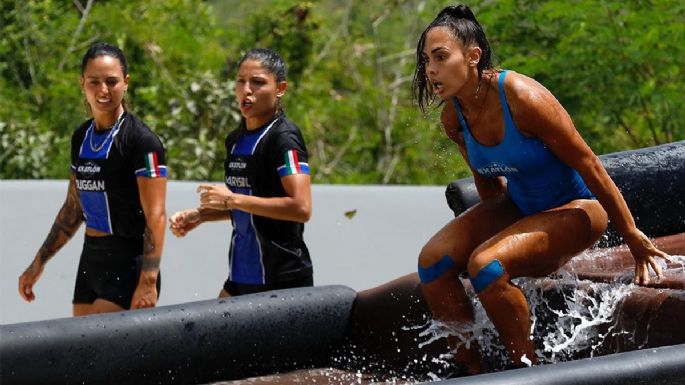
[170,48,313,297]
[18,43,167,316]
[412,4,670,373]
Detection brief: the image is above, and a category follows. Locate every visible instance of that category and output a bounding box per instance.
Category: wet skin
[418,26,669,373]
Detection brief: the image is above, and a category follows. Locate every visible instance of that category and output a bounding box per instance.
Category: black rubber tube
[0,285,357,385]
[430,343,685,385]
[445,141,685,246]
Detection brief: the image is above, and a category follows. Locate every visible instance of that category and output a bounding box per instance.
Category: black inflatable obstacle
[445,141,685,247]
[0,285,356,385]
[436,343,685,385]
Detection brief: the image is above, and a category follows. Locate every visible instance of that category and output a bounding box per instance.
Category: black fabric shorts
[72,235,161,310]
[223,275,313,296]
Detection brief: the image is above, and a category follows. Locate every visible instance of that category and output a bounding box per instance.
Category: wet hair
[81,42,128,76]
[238,48,288,83]
[412,4,494,112]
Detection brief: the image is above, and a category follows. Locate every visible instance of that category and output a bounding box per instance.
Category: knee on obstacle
[469,259,505,293]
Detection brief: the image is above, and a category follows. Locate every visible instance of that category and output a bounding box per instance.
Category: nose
[241,81,252,95]
[425,60,436,76]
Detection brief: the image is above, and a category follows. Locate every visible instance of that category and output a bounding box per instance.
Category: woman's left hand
[198,183,233,211]
[130,282,158,309]
[625,229,671,285]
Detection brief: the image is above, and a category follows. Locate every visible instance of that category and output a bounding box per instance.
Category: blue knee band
[418,255,456,283]
[469,259,505,293]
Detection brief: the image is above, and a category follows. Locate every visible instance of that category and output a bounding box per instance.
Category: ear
[468,46,483,67]
[80,76,85,91]
[276,80,288,98]
[123,74,130,92]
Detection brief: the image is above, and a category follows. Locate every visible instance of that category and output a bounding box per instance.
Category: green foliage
[1,0,231,181]
[156,72,240,181]
[283,0,470,184]
[0,118,63,179]
[478,0,685,153]
[2,0,683,183]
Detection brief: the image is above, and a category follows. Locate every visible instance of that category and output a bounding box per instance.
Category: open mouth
[96,97,111,104]
[432,81,443,92]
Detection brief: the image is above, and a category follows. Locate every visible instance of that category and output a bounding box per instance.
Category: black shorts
[72,235,161,310]
[223,275,313,296]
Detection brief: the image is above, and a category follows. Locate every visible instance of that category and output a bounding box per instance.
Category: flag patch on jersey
[278,149,309,177]
[136,152,167,177]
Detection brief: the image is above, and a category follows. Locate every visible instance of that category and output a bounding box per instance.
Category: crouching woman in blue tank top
[412,4,671,374]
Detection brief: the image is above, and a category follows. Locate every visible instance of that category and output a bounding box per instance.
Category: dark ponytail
[412,4,493,112]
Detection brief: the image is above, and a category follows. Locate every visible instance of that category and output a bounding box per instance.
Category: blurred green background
[2,0,683,183]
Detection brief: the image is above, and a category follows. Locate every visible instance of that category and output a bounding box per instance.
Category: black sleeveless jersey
[71,112,167,239]
[224,113,312,284]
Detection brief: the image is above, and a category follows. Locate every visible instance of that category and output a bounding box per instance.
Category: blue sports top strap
[451,98,469,132]
[497,70,516,130]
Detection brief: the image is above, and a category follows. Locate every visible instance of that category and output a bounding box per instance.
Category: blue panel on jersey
[80,191,112,234]
[232,128,269,155]
[227,120,278,284]
[230,208,264,284]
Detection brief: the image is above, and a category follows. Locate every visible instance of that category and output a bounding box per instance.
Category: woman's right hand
[18,260,45,302]
[169,209,202,237]
[625,228,671,285]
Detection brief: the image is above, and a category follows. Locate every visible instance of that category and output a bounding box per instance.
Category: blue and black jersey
[224,112,312,285]
[71,112,167,238]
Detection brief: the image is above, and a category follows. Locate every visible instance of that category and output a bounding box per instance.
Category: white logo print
[228,161,248,169]
[76,179,105,191]
[478,162,519,176]
[225,176,251,188]
[77,161,101,178]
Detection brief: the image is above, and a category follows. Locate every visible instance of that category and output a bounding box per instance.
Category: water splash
[414,266,636,371]
[325,252,685,383]
[521,274,632,362]
[667,254,685,273]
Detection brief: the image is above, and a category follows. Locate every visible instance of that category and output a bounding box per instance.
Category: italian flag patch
[141,152,167,177]
[278,149,309,177]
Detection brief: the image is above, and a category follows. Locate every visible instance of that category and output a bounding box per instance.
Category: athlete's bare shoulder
[502,70,567,137]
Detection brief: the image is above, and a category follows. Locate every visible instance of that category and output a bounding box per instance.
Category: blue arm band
[418,255,456,284]
[469,259,505,293]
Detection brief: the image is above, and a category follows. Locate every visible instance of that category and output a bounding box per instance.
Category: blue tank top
[453,70,593,215]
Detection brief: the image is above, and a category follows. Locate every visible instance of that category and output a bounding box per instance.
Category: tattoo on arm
[37,179,83,264]
[141,226,161,272]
